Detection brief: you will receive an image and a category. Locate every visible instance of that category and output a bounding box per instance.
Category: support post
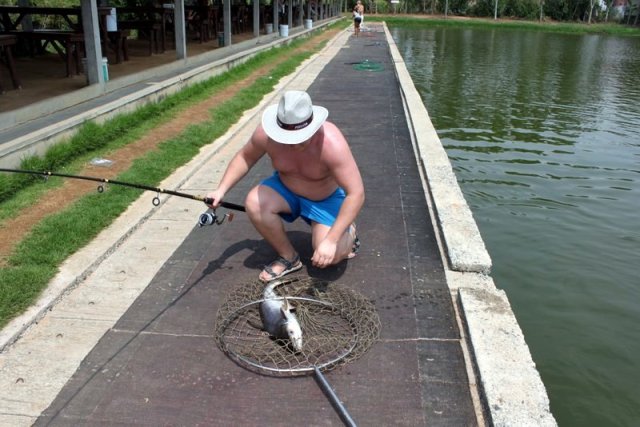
[175,0,187,59]
[223,0,232,46]
[80,0,104,85]
[253,0,260,37]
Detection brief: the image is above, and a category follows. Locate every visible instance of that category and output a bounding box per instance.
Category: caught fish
[259,279,303,351]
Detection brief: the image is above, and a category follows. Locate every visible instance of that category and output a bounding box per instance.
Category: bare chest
[268,146,329,180]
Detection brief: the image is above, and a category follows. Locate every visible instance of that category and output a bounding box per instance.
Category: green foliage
[545,0,571,20]
[373,0,391,13]
[505,0,540,19]
[449,0,472,15]
[0,265,54,321]
[467,0,540,18]
[543,0,594,21]
[369,0,639,22]
[468,0,501,17]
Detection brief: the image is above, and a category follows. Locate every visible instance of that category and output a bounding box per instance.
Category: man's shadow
[194,230,350,287]
[280,230,350,283]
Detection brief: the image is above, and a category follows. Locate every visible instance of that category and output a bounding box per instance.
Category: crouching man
[206,90,364,282]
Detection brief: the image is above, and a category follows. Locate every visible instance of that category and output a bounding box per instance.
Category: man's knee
[244,186,261,217]
[245,185,289,219]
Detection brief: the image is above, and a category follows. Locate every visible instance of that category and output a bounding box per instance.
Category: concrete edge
[0,25,348,353]
[383,23,557,426]
[0,19,341,167]
[383,26,491,275]
[458,285,556,427]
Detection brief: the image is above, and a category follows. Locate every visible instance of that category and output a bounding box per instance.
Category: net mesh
[214,277,380,377]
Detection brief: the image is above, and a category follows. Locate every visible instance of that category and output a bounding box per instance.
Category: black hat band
[277,113,314,131]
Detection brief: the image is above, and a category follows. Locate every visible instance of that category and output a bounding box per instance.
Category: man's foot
[259,253,303,283]
[347,224,360,259]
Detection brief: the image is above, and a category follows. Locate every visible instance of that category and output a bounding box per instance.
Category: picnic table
[0,6,81,31]
[6,29,83,77]
[0,6,85,78]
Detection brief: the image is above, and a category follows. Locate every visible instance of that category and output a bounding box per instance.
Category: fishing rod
[0,168,245,227]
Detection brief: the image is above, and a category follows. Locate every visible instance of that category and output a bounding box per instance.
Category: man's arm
[318,122,365,247]
[206,126,267,208]
[327,169,365,245]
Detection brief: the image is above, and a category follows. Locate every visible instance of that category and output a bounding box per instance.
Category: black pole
[314,367,357,427]
[0,168,245,212]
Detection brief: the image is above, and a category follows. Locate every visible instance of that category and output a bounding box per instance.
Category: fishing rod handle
[203,197,245,212]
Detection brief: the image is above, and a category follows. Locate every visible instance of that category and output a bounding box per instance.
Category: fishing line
[0,168,245,226]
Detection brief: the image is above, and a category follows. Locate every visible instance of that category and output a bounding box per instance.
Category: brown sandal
[260,253,303,282]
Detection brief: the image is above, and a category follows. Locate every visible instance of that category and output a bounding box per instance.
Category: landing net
[214,277,380,377]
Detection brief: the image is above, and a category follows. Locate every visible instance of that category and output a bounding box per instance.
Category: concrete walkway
[0,22,555,426]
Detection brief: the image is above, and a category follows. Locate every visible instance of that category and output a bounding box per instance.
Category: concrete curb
[384,26,491,275]
[383,23,556,426]
[459,287,556,426]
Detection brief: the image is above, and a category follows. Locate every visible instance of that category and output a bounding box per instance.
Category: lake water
[390,26,640,426]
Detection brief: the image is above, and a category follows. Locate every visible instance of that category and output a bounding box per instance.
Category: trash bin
[81,58,109,83]
[304,19,312,30]
[265,23,273,34]
[279,24,288,37]
[217,31,224,47]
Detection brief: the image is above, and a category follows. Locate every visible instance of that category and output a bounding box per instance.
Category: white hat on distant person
[262,91,328,144]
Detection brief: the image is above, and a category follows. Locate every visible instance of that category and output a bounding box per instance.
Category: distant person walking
[353,0,364,37]
[357,0,365,29]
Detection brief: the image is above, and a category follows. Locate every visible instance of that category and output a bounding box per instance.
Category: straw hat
[261,91,328,144]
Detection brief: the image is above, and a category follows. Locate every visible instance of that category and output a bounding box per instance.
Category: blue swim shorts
[260,172,345,227]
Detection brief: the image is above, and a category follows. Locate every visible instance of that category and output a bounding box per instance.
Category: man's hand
[205,189,225,209]
[311,238,338,268]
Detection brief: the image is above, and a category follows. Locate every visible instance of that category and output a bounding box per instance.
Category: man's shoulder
[252,124,269,144]
[322,121,344,140]
[321,122,350,152]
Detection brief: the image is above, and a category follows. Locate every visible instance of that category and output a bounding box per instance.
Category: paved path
[55,24,475,425]
[1,24,482,426]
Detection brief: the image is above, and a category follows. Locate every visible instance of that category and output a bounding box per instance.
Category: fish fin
[281,296,291,314]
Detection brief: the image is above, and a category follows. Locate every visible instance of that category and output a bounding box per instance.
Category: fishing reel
[198,209,234,227]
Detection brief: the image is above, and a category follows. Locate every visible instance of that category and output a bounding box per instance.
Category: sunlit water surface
[391,26,640,426]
